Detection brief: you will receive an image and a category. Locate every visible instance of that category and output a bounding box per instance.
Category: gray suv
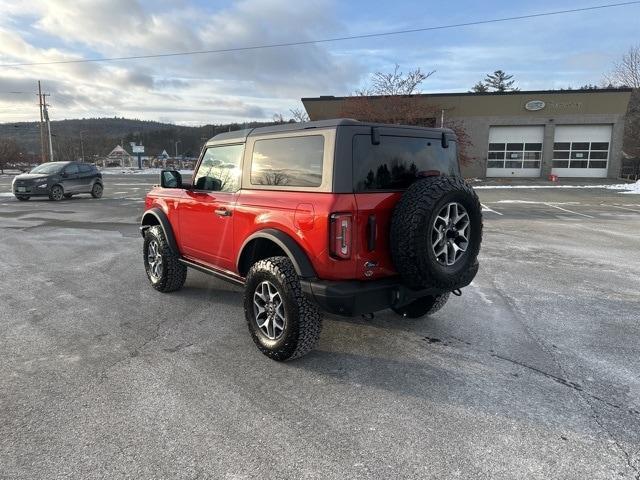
[12,161,103,201]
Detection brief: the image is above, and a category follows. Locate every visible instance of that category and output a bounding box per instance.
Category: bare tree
[53,136,79,162]
[340,64,473,166]
[0,138,20,174]
[606,45,640,88]
[289,107,310,123]
[356,64,435,96]
[272,113,285,124]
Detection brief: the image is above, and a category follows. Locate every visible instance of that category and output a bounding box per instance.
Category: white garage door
[486,126,544,177]
[552,125,611,178]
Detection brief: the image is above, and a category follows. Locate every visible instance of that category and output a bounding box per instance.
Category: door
[178,143,244,272]
[486,126,544,178]
[77,163,96,192]
[551,125,611,178]
[61,163,81,192]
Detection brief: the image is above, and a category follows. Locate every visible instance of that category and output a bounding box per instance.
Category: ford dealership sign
[525,100,546,111]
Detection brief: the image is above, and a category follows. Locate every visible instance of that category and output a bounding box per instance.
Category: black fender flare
[237,229,317,279]
[140,208,179,255]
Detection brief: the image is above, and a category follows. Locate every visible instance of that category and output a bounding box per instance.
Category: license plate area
[17,187,26,192]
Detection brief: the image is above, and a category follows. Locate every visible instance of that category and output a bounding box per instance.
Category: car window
[64,164,80,175]
[30,163,64,174]
[193,144,244,192]
[78,164,92,173]
[353,135,460,192]
[250,136,324,187]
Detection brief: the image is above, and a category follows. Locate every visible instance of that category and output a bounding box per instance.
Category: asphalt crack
[491,279,640,479]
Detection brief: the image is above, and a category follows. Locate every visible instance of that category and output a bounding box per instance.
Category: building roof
[301,87,632,102]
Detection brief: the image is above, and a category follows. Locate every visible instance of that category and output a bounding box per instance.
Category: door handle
[215,208,232,217]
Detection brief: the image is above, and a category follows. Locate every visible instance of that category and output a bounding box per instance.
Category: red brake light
[329,213,352,259]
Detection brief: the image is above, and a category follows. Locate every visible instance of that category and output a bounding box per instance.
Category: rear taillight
[329,213,352,259]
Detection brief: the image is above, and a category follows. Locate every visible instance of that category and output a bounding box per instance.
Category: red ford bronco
[141,119,482,360]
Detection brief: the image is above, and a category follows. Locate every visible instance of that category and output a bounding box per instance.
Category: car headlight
[37,183,48,188]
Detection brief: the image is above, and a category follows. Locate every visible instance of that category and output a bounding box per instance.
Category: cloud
[0,0,366,123]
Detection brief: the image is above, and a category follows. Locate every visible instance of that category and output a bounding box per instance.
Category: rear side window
[78,164,92,173]
[64,164,79,175]
[353,135,459,192]
[250,136,324,187]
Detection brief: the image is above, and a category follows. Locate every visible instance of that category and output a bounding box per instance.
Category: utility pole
[43,100,54,162]
[38,81,46,163]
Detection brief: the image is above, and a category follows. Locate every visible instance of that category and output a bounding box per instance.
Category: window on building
[487,142,542,169]
[193,144,244,192]
[250,136,324,187]
[552,142,609,169]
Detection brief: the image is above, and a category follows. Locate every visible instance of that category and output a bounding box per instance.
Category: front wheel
[244,257,322,361]
[91,183,103,199]
[49,185,64,201]
[391,293,450,319]
[143,225,187,292]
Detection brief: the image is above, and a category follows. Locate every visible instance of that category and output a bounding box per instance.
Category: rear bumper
[300,277,451,316]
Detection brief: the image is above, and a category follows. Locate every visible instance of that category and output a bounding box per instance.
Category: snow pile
[475,180,640,194]
[100,168,193,176]
[605,180,640,194]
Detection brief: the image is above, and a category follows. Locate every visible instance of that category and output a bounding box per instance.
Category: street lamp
[175,140,181,169]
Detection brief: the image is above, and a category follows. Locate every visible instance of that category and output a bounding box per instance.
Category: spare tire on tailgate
[390,176,482,290]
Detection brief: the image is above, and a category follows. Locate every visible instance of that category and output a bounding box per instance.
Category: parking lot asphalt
[1,174,639,479]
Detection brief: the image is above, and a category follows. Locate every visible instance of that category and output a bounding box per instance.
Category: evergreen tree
[483,70,518,92]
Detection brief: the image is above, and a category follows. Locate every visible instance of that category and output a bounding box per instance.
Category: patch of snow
[475,180,640,193]
[0,192,15,197]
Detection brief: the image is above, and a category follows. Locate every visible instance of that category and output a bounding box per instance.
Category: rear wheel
[15,195,30,201]
[49,185,64,201]
[91,183,103,199]
[244,257,322,361]
[143,225,187,292]
[391,293,450,319]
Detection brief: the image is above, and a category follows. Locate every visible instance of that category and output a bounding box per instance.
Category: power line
[1,1,639,68]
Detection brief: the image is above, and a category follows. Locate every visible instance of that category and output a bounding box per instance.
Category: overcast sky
[0,0,637,125]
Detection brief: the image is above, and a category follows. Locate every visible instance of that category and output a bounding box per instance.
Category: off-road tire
[15,195,30,201]
[143,225,187,292]
[391,293,450,319]
[244,256,322,361]
[49,185,64,201]
[390,176,482,290]
[91,183,103,199]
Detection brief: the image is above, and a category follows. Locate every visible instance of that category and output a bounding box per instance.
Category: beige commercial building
[302,88,632,179]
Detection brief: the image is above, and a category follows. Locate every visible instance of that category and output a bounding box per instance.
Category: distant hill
[0,117,284,161]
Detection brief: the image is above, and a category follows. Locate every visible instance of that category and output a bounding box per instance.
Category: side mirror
[161,170,183,189]
[61,171,68,177]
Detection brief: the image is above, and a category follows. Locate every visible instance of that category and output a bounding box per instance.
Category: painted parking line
[607,204,640,214]
[543,203,594,218]
[481,203,503,215]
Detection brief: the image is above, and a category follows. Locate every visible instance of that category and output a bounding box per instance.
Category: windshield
[30,163,65,174]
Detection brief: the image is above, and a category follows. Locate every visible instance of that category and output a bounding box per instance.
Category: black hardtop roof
[206,119,452,144]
